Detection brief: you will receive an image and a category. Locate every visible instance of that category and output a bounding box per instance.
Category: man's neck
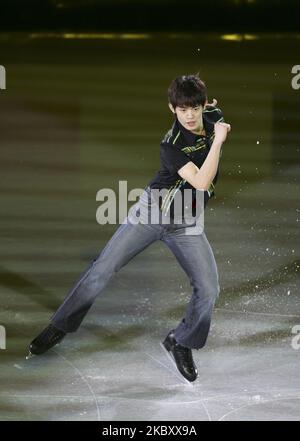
[191,122,204,135]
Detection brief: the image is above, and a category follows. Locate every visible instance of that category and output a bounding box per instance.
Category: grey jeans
[51,187,220,349]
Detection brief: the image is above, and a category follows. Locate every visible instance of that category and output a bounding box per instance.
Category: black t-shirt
[147,105,224,217]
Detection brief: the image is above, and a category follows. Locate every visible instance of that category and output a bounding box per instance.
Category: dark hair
[167,74,207,109]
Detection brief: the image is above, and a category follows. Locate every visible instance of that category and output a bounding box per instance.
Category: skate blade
[25,341,62,360]
[26,352,35,360]
[159,342,194,387]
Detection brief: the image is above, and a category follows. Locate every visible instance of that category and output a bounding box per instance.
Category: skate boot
[28,324,66,357]
[162,330,198,382]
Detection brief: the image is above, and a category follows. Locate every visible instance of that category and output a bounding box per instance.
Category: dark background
[0,0,299,32]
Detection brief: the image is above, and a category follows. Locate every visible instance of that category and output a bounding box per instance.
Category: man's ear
[204,99,208,108]
[168,103,175,113]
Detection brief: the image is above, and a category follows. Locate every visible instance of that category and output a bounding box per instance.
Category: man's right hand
[214,121,231,143]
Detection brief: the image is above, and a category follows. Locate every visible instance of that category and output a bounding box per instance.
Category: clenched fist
[214,121,231,143]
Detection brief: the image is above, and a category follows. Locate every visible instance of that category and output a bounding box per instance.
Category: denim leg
[161,228,220,349]
[51,218,161,333]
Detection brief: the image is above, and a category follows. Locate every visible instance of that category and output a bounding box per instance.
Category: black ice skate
[27,324,66,358]
[161,330,198,382]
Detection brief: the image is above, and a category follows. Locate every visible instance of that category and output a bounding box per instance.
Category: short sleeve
[204,105,224,123]
[203,106,225,137]
[213,107,224,123]
[160,143,191,174]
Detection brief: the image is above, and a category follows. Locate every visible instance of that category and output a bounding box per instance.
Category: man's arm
[177,121,231,191]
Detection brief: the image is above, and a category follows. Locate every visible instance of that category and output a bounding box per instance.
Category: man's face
[169,103,206,134]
